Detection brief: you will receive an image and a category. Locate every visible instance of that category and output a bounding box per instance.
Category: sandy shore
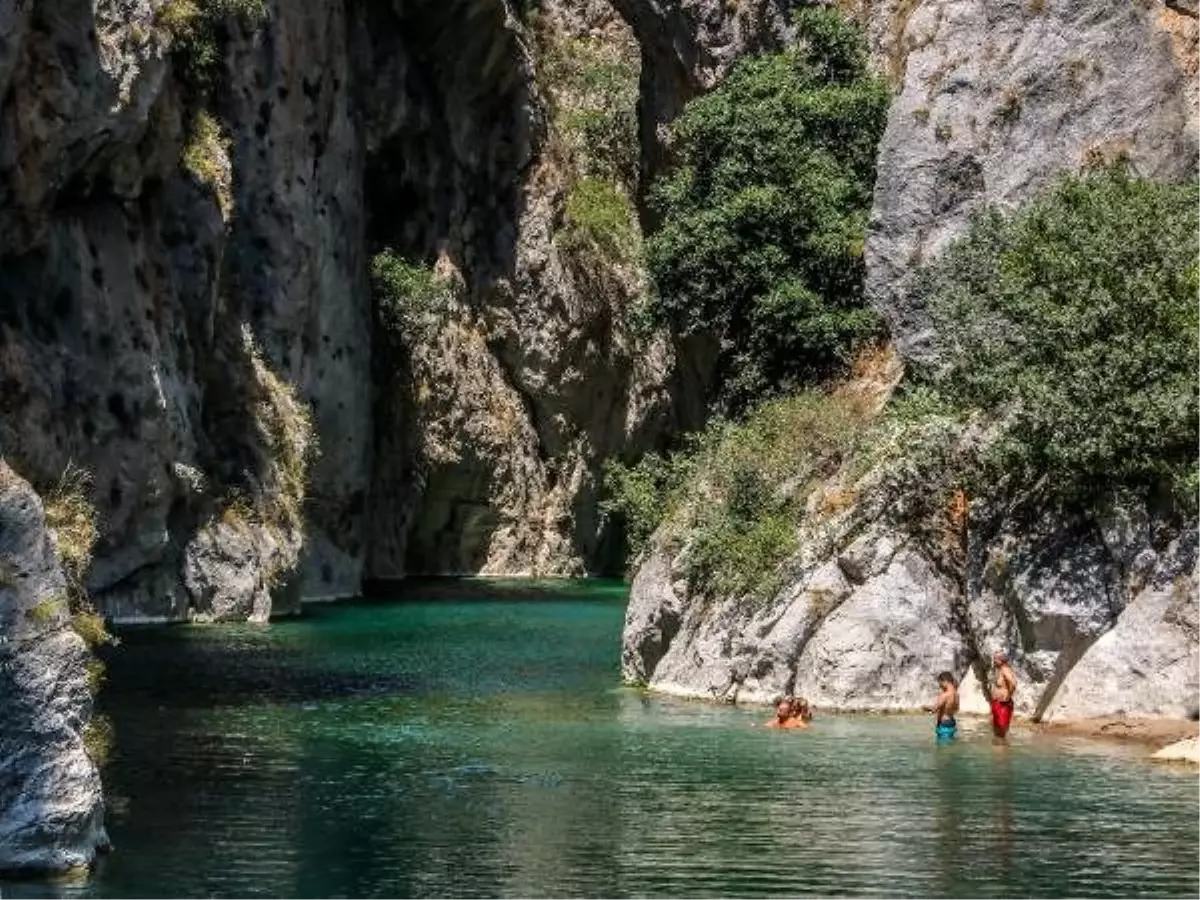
[1035,716,1200,750]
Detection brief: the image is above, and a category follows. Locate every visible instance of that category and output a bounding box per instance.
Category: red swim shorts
[991,699,1014,732]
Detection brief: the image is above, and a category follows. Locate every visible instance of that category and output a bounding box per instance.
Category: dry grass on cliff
[183,111,233,220]
[43,463,98,592]
[242,326,317,536]
[36,464,118,655]
[71,608,113,649]
[83,714,115,768]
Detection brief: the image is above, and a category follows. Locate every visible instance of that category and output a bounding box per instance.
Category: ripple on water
[4,590,1195,900]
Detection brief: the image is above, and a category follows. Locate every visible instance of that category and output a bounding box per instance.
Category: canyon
[1,0,1197,876]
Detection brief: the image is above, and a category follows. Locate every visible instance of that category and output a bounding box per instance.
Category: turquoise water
[3,580,1197,898]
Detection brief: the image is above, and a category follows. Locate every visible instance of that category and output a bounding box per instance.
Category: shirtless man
[990,652,1018,738]
[764,698,806,729]
[924,672,959,740]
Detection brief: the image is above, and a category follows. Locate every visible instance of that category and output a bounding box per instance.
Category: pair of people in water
[765,696,812,728]
[925,652,1018,740]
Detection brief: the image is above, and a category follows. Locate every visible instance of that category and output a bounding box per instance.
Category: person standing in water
[925,672,959,740]
[990,652,1017,738]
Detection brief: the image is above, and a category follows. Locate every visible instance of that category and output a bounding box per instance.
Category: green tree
[913,168,1199,507]
[645,8,890,411]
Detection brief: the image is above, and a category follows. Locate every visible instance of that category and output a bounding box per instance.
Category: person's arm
[925,688,945,716]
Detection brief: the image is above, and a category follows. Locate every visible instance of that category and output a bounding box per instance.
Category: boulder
[0,462,107,874]
[1152,736,1200,764]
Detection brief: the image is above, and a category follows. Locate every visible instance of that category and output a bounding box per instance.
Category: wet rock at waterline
[622,480,1200,722]
[1153,736,1200,764]
[0,463,107,874]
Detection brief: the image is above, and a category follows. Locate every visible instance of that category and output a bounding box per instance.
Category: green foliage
[83,714,115,768]
[370,250,452,344]
[26,594,65,624]
[158,0,267,98]
[913,168,1199,509]
[534,24,639,186]
[689,511,797,601]
[604,391,864,599]
[645,7,890,411]
[561,177,640,263]
[600,452,694,559]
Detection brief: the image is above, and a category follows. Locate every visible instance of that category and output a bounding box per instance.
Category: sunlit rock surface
[0,463,107,874]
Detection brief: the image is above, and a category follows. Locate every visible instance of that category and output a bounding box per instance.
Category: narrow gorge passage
[1,0,1197,891]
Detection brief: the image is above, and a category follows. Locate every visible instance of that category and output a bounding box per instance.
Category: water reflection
[990,742,1015,880]
[932,744,966,897]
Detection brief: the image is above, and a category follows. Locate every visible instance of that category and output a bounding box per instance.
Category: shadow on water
[361,576,630,604]
[97,628,426,708]
[99,579,629,709]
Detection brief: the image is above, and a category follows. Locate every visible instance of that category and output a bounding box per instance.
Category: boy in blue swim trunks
[924,671,959,739]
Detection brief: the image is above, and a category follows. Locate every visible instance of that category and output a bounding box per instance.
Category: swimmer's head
[775,700,792,719]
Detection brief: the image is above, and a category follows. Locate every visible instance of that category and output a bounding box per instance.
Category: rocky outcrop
[0,462,107,874]
[0,0,342,620]
[618,0,1199,722]
[608,0,793,188]
[356,0,676,576]
[863,0,1199,358]
[623,462,1199,719]
[1153,736,1200,764]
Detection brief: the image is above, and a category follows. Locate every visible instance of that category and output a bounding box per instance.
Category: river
[3,580,1197,898]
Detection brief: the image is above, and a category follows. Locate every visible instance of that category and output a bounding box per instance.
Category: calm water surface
[4,580,1197,898]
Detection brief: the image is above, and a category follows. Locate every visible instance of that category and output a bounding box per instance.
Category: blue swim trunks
[935,718,957,740]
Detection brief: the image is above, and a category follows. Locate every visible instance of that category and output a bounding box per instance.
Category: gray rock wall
[623,467,1199,720]
[863,0,1199,357]
[0,0,677,617]
[354,0,676,577]
[0,461,107,874]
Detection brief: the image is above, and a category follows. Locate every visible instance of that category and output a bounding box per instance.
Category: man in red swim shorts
[990,651,1017,738]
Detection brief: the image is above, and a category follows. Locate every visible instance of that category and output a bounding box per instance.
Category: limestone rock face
[0,462,107,874]
[358,0,676,577]
[1042,534,1199,721]
[0,1,347,620]
[792,542,967,710]
[863,0,1200,358]
[1152,736,1200,764]
[624,469,1199,719]
[0,0,676,617]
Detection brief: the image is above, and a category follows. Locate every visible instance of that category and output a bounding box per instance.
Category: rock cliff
[0,0,675,621]
[619,0,1199,720]
[861,0,1200,358]
[624,462,1199,719]
[0,461,107,873]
